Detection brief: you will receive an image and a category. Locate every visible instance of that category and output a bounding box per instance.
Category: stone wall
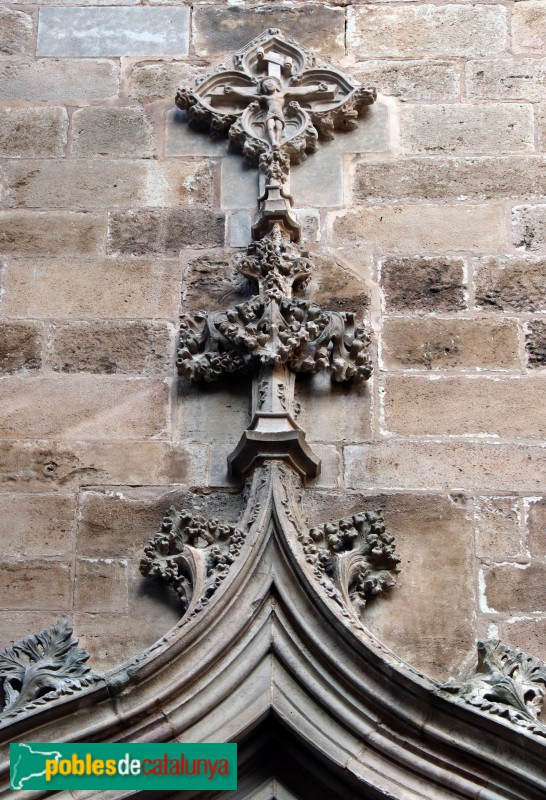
[0,0,544,682]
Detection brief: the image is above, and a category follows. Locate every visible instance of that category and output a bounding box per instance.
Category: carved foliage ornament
[0,619,97,720]
[437,639,546,738]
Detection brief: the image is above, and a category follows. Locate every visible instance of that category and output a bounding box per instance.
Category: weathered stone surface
[381,318,519,370]
[129,61,206,103]
[303,492,475,679]
[37,7,190,57]
[0,59,119,102]
[347,5,507,58]
[474,255,546,312]
[74,559,128,614]
[354,157,546,201]
[0,9,32,55]
[193,4,345,57]
[0,440,208,492]
[181,250,250,314]
[0,322,43,374]
[353,60,460,102]
[400,104,534,155]
[466,58,546,101]
[0,376,168,439]
[0,212,104,256]
[0,108,68,158]
[4,159,213,209]
[526,319,546,368]
[512,1,546,53]
[0,494,76,557]
[76,487,243,558]
[220,154,260,210]
[527,498,546,558]
[291,148,343,208]
[331,204,505,253]
[383,376,546,438]
[476,497,523,562]
[484,564,546,613]
[0,561,72,610]
[228,211,252,248]
[380,257,466,313]
[177,378,251,446]
[296,371,372,444]
[1,257,180,320]
[344,441,546,492]
[108,210,225,255]
[71,107,154,158]
[307,252,371,314]
[165,108,229,158]
[512,205,546,251]
[499,618,546,664]
[48,321,172,375]
[538,103,546,152]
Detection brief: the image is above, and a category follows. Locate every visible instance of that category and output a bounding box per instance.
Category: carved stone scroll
[0,618,97,720]
[437,639,546,738]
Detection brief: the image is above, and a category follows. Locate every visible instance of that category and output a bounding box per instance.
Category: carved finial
[0,619,98,720]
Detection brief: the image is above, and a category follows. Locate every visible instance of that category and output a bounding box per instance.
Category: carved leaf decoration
[438,640,546,739]
[0,619,96,719]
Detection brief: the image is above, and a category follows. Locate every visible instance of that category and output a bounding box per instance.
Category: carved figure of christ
[211,76,335,148]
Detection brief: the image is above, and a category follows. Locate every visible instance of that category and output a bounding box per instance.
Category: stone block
[474,255,546,312]
[177,378,251,446]
[0,375,169,439]
[466,58,546,101]
[512,1,546,53]
[310,101,390,155]
[476,497,523,562]
[181,249,249,314]
[331,204,505,253]
[303,492,476,679]
[538,103,546,152]
[76,487,243,558]
[344,441,546,493]
[193,4,344,58]
[400,104,534,155]
[228,211,252,248]
[484,564,546,614]
[71,107,154,158]
[48,321,173,375]
[0,494,76,557]
[526,319,546,368]
[347,5,507,59]
[383,376,546,439]
[0,59,119,102]
[0,561,72,610]
[296,371,372,444]
[4,159,213,209]
[74,559,128,614]
[512,205,546,251]
[0,212,105,256]
[499,618,546,663]
[37,7,190,57]
[381,318,519,371]
[0,108,68,158]
[354,156,546,202]
[292,148,343,208]
[353,60,460,102]
[0,440,208,493]
[130,62,205,104]
[108,209,225,256]
[1,257,180,320]
[0,321,43,373]
[165,108,228,157]
[0,9,32,55]
[220,154,259,210]
[527,498,546,558]
[306,251,371,314]
[380,257,466,313]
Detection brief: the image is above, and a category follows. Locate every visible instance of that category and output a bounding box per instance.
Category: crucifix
[142,29,400,627]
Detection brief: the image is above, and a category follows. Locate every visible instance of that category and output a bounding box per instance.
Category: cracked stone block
[380,257,467,313]
[71,107,154,158]
[474,255,546,312]
[37,7,190,57]
[526,319,546,368]
[512,204,546,251]
[0,322,43,374]
[0,108,68,158]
